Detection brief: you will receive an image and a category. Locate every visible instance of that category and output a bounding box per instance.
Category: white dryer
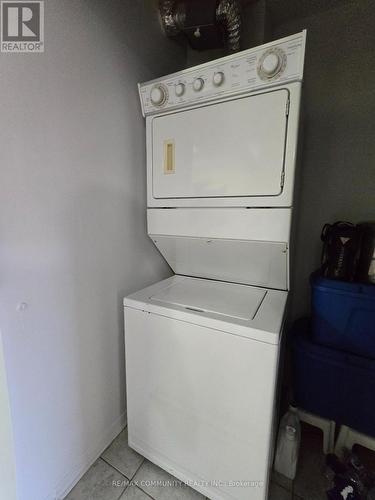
[124,31,306,500]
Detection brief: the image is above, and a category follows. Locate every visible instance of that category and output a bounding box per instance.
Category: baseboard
[48,412,127,500]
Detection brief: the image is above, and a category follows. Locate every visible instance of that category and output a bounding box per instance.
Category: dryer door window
[151,89,289,199]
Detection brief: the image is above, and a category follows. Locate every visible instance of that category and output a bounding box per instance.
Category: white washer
[125,30,306,500]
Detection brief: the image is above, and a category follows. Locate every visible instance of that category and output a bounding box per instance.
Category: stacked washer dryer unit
[124,31,306,500]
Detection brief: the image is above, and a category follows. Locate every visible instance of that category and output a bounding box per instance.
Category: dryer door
[151,89,289,201]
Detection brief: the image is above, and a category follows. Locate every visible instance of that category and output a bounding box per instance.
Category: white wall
[0,1,183,499]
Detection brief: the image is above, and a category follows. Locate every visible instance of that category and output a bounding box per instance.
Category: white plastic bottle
[274,406,301,480]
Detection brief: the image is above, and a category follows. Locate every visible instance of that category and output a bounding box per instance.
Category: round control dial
[257,48,287,80]
[193,77,204,92]
[262,53,280,75]
[175,82,185,97]
[213,71,225,86]
[150,84,168,107]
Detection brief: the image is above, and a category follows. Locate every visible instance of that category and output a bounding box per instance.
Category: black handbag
[321,221,362,281]
[356,222,375,284]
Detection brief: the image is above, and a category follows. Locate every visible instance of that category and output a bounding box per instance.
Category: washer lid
[124,275,288,344]
[150,278,266,321]
[150,234,288,290]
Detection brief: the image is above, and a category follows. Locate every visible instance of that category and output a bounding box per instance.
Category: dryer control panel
[139,31,306,116]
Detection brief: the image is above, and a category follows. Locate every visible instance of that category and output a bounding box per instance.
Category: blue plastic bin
[310,271,375,359]
[292,318,375,437]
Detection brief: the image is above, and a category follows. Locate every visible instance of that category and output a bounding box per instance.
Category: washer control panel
[139,31,306,116]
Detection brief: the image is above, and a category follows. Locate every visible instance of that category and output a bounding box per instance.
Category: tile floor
[64,424,329,500]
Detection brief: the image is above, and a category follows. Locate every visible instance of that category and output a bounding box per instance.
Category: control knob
[213,71,225,86]
[150,84,168,106]
[175,82,185,97]
[257,48,286,80]
[193,77,204,92]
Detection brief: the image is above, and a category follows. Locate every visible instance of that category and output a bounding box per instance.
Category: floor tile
[268,481,292,500]
[64,458,127,500]
[101,427,144,479]
[119,485,152,500]
[134,460,205,500]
